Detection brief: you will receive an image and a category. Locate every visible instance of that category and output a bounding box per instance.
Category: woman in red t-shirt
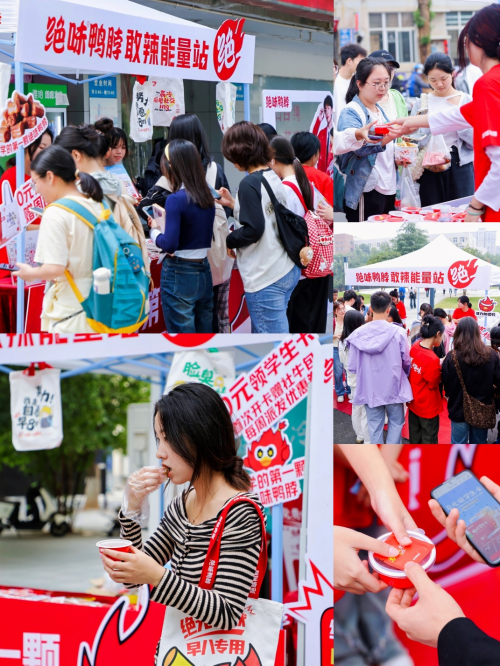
[389,4,500,221]
[408,315,445,443]
[452,295,477,324]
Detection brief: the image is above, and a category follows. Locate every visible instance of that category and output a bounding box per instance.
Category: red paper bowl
[368,531,436,589]
[96,539,133,562]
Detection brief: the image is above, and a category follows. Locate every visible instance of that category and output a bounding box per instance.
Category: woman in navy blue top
[149,139,215,333]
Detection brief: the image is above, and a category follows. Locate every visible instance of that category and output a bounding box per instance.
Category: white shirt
[429,106,500,211]
[367,109,397,196]
[334,73,352,130]
[334,127,365,156]
[377,91,398,122]
[427,92,464,151]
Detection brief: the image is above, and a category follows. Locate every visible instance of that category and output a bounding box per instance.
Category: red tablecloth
[0,277,45,333]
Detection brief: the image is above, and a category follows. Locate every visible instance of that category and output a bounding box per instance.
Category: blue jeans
[245,265,301,333]
[451,421,489,444]
[160,257,213,333]
[334,346,350,397]
[364,404,405,444]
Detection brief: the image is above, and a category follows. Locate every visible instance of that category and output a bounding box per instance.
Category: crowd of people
[335,443,500,666]
[2,113,333,334]
[333,3,500,221]
[334,288,500,444]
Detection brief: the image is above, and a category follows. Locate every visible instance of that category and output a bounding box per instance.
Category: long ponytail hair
[346,57,392,104]
[31,144,104,202]
[270,135,313,211]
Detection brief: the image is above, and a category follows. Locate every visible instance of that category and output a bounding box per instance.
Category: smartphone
[367,135,384,142]
[29,207,44,217]
[431,470,500,567]
[143,205,154,218]
[0,263,17,271]
[208,184,222,200]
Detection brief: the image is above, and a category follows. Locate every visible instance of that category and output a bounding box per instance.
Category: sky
[335,223,500,243]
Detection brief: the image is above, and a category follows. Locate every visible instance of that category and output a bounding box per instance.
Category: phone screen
[208,184,222,200]
[144,206,154,218]
[431,470,500,565]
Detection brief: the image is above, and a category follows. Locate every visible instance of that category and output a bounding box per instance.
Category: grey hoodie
[91,170,123,211]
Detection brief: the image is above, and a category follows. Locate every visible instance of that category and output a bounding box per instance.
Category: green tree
[393,222,429,255]
[0,372,150,514]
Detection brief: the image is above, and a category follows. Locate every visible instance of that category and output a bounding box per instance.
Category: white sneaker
[337,395,344,403]
[355,437,364,443]
[347,394,353,402]
[381,654,414,666]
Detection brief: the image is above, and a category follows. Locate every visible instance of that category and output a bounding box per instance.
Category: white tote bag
[130,80,154,143]
[10,364,63,451]
[150,77,185,127]
[157,496,283,666]
[206,162,234,286]
[165,350,235,396]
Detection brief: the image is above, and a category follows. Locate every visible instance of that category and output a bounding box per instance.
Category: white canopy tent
[345,235,500,290]
[0,0,255,331]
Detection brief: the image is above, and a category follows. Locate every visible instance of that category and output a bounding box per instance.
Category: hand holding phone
[0,263,17,272]
[430,471,500,566]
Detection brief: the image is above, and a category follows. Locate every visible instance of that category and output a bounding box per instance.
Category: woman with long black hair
[269,135,330,334]
[442,317,500,443]
[13,145,104,333]
[148,139,215,333]
[391,4,500,221]
[100,383,265,665]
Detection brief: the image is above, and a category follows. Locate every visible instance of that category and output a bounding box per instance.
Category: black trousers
[408,410,439,444]
[287,275,330,334]
[344,189,396,221]
[418,146,474,208]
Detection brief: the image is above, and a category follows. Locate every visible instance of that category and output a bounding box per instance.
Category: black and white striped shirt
[119,491,265,632]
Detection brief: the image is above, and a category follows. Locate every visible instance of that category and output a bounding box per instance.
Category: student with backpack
[14,145,150,333]
[218,121,301,333]
[347,291,413,444]
[269,135,332,334]
[408,315,445,444]
[148,139,215,334]
[55,125,149,269]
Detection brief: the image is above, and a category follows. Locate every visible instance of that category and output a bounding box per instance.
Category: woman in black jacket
[386,474,500,666]
[442,317,500,443]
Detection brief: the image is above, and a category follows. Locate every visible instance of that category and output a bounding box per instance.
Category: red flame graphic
[479,296,497,312]
[243,420,292,472]
[447,259,479,288]
[213,19,246,81]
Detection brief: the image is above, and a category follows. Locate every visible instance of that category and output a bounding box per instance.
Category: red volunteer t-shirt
[334,463,373,530]
[460,63,500,222]
[395,301,407,320]
[452,307,477,321]
[408,341,443,418]
[303,164,333,206]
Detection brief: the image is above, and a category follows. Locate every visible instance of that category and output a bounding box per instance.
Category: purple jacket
[347,320,413,408]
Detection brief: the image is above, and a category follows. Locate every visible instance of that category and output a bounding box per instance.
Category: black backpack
[260,177,309,269]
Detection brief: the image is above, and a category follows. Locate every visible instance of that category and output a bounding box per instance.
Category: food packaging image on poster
[149,77,185,127]
[216,82,237,134]
[130,80,153,143]
[9,366,63,451]
[0,89,48,156]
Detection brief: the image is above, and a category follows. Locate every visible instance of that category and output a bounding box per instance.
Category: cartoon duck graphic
[243,420,292,472]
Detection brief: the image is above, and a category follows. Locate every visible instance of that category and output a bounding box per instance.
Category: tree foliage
[0,372,150,511]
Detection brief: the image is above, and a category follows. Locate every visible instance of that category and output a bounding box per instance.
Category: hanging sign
[150,77,185,127]
[165,349,235,395]
[0,178,46,249]
[9,365,63,451]
[0,90,48,157]
[130,80,153,143]
[216,82,236,134]
[15,0,255,83]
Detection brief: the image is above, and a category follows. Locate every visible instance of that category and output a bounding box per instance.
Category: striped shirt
[119,491,265,633]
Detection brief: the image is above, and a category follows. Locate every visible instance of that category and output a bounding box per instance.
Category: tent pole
[15,54,25,334]
[243,83,251,121]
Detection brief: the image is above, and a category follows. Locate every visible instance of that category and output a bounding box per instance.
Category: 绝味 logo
[213,19,246,81]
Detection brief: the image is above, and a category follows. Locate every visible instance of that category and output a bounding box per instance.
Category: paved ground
[0,509,127,593]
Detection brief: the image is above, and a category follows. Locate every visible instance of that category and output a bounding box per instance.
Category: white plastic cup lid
[368,531,436,579]
[96,539,132,549]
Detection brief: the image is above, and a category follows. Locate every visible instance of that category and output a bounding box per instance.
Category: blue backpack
[49,198,151,333]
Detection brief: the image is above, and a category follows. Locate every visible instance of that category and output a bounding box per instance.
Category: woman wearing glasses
[390,4,500,222]
[336,57,401,221]
[13,145,104,333]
